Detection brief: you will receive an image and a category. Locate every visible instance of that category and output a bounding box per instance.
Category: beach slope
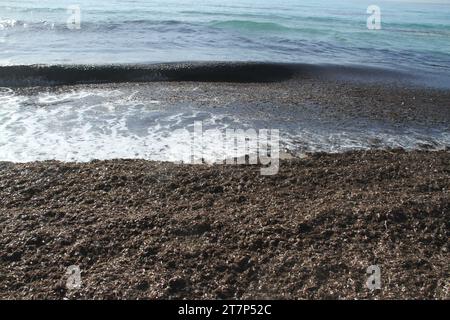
[0,150,448,299]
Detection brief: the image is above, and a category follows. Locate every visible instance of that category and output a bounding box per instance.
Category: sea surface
[1,0,449,74]
[0,0,449,163]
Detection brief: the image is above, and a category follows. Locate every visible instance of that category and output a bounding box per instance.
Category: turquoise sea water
[0,0,449,76]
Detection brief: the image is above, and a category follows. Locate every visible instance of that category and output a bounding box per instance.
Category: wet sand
[0,150,448,299]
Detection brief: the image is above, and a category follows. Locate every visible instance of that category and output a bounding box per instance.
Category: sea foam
[0,87,448,163]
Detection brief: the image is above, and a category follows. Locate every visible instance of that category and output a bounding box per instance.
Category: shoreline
[2,76,449,163]
[1,149,448,299]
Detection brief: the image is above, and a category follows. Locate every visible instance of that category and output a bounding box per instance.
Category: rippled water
[1,0,450,77]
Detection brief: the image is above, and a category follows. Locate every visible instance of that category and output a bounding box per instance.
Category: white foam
[0,19,17,30]
[0,88,448,163]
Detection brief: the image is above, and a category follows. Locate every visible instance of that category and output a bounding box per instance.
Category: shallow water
[0,87,448,163]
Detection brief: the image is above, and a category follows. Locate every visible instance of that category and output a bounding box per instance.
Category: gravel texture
[0,150,448,299]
